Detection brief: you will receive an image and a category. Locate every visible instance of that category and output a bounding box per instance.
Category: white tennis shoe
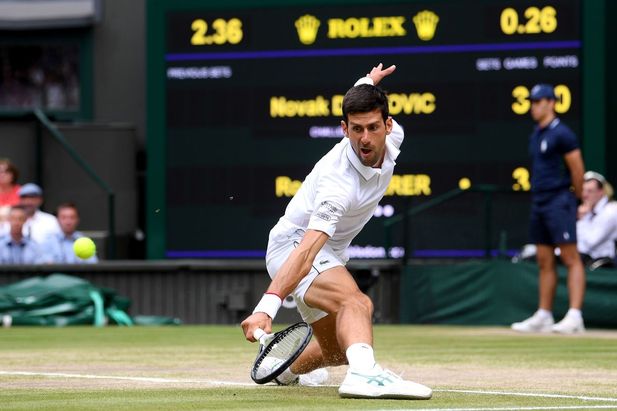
[511,311,554,333]
[298,368,329,386]
[271,364,329,386]
[552,314,585,334]
[338,365,432,399]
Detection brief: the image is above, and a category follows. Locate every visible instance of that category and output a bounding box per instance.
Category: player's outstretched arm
[366,63,396,86]
[242,229,329,342]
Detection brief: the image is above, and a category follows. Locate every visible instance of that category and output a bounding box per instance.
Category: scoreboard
[147,0,585,259]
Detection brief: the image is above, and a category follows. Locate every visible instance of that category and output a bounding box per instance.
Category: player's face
[342,109,392,168]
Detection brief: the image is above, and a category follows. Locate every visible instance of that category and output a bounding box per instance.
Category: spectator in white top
[48,202,98,264]
[240,64,432,400]
[577,171,617,268]
[18,183,61,244]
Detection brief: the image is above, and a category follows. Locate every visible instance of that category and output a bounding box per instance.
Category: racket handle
[253,328,266,342]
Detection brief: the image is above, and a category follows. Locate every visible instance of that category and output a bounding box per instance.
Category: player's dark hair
[342,84,389,123]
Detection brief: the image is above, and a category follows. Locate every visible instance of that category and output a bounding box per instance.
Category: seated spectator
[47,202,98,263]
[0,206,48,264]
[18,183,61,244]
[577,171,617,268]
[0,159,21,222]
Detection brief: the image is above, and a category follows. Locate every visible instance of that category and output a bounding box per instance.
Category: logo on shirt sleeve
[315,212,332,221]
[314,201,339,222]
[319,201,339,214]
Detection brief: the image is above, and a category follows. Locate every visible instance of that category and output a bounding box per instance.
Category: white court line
[2,370,617,409]
[383,407,617,411]
[0,371,254,387]
[435,389,617,403]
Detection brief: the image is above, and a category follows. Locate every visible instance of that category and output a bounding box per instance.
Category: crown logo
[412,10,439,41]
[295,14,320,45]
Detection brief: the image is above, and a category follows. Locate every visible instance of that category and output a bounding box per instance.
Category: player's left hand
[367,63,396,86]
[241,312,272,342]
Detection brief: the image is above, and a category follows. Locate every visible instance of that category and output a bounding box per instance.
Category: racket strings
[255,327,309,379]
[264,328,306,359]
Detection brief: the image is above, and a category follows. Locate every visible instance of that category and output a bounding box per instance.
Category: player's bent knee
[341,291,373,316]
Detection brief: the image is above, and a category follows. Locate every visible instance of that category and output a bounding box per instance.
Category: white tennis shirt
[577,196,617,259]
[271,86,403,263]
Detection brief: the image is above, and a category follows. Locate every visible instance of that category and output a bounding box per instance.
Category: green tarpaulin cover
[0,273,180,326]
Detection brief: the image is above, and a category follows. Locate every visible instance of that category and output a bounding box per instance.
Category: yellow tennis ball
[73,237,96,259]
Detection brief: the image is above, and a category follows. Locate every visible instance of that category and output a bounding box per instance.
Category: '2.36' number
[191,18,243,45]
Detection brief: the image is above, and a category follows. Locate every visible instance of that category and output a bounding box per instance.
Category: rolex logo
[412,10,439,41]
[295,14,320,45]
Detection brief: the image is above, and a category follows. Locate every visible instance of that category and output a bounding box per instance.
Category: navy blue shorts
[529,190,577,245]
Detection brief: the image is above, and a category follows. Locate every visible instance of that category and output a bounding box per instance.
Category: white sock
[275,367,298,385]
[566,308,582,318]
[346,343,376,372]
[536,309,553,319]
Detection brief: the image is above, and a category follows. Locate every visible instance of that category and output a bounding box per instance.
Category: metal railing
[384,184,523,264]
[33,109,116,259]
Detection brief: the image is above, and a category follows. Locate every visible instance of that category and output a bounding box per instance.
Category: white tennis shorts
[266,220,344,324]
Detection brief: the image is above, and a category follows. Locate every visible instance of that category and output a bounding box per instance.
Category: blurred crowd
[0,158,97,264]
[0,45,80,110]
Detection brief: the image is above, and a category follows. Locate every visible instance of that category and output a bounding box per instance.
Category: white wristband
[354,76,374,87]
[252,293,282,319]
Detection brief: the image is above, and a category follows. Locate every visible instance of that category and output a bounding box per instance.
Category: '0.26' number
[500,6,557,35]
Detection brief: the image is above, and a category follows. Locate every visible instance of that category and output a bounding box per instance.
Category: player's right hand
[241,312,272,342]
[368,63,396,86]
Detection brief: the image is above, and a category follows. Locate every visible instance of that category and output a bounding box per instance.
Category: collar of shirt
[58,231,80,241]
[535,117,560,133]
[345,138,401,181]
[592,196,609,215]
[7,237,27,247]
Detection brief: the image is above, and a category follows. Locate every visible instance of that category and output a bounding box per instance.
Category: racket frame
[250,322,313,384]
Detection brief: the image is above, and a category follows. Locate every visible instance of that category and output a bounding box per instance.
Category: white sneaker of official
[511,312,554,333]
[552,314,585,334]
[338,364,432,399]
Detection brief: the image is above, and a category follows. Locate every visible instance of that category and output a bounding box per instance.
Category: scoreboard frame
[146,0,606,260]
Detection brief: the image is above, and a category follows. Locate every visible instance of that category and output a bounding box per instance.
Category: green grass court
[1,325,616,410]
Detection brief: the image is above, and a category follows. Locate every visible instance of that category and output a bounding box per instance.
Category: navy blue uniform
[528,118,579,245]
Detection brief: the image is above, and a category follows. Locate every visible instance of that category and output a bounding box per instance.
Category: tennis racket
[250,321,313,384]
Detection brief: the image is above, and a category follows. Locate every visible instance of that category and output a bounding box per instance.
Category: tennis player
[241,63,432,399]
